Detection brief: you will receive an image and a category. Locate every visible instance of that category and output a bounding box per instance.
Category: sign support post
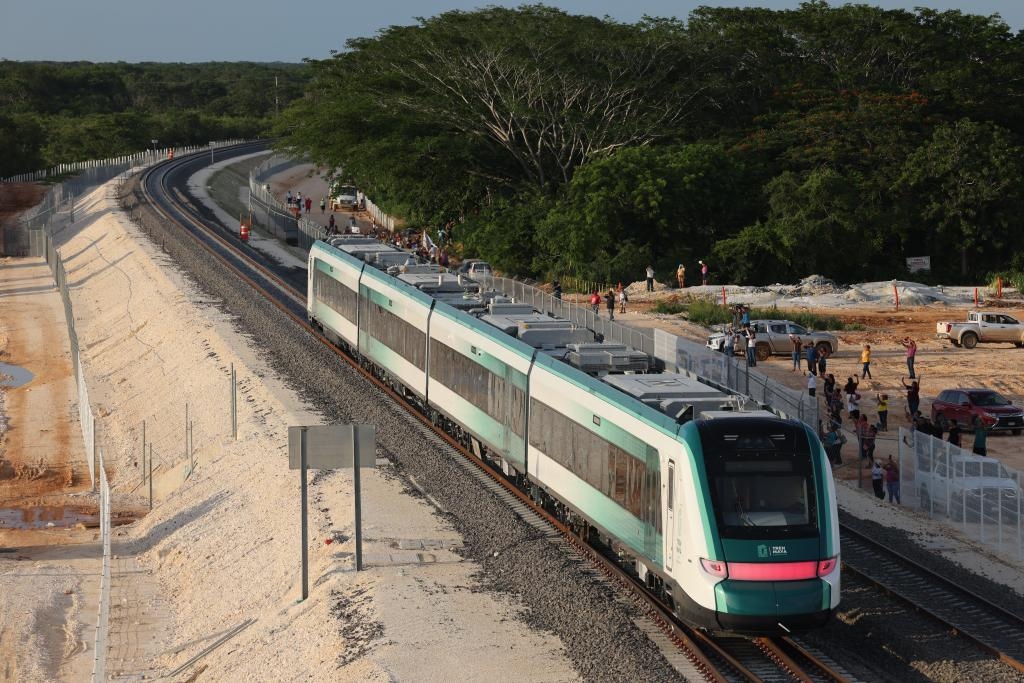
[300,427,309,601]
[289,424,375,602]
[352,428,363,572]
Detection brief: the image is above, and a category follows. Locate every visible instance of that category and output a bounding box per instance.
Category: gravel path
[123,173,686,681]
[122,162,1024,682]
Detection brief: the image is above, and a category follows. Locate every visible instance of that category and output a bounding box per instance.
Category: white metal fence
[898,427,1023,560]
[249,156,400,251]
[7,142,253,680]
[26,166,128,681]
[15,148,235,680]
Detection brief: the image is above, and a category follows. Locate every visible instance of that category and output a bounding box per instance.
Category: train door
[666,460,675,572]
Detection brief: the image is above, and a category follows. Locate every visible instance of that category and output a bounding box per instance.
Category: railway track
[135,146,856,681]
[840,524,1024,675]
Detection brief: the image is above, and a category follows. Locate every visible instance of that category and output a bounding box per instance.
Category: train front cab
[679,417,840,635]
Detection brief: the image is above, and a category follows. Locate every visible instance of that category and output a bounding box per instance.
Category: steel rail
[840,524,1024,675]
[140,153,851,683]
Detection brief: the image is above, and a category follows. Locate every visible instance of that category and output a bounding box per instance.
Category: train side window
[667,462,675,512]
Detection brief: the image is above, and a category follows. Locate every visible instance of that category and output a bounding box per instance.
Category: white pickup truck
[936,310,1024,349]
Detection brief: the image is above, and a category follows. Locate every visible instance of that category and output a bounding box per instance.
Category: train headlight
[700,558,728,578]
[817,557,838,576]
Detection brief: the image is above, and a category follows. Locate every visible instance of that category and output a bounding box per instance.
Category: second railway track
[126,145,1024,682]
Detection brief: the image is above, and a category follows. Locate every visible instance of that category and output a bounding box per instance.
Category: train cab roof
[325,236,378,248]
[603,374,741,423]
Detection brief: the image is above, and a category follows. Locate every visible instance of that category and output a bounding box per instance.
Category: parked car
[456,259,492,277]
[916,452,1020,523]
[330,184,358,211]
[935,310,1024,349]
[706,320,839,362]
[930,388,1024,435]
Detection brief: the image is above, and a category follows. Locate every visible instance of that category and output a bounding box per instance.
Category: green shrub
[647,300,848,329]
[685,300,734,326]
[989,270,1024,295]
[650,300,688,315]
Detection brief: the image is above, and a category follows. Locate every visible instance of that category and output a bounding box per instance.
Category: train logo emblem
[758,544,788,558]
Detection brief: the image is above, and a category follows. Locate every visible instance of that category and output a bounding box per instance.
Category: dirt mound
[0,183,47,224]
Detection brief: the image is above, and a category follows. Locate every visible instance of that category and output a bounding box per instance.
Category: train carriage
[308,240,363,348]
[426,306,534,473]
[306,237,840,635]
[527,353,673,569]
[357,265,433,399]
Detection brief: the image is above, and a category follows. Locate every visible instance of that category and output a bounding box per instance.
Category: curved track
[138,146,868,681]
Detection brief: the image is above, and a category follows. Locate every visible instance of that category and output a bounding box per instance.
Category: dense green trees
[5,4,1022,285]
[0,61,309,177]
[279,3,1024,285]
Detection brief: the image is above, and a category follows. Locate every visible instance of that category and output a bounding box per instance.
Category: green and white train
[308,237,840,634]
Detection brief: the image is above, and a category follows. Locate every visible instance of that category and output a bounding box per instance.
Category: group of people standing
[645,260,710,292]
[589,284,628,320]
[285,190,315,216]
[714,305,758,366]
[871,456,902,503]
[905,403,993,457]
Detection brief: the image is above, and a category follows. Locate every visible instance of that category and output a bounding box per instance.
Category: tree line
[277,2,1024,285]
[0,61,309,178]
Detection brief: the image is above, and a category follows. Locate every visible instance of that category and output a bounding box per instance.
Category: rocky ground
[3,160,1024,681]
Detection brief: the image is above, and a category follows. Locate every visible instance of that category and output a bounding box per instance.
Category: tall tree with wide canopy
[894,119,1024,277]
[278,6,707,224]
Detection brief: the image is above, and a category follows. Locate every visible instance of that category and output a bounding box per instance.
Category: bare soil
[620,297,1024,474]
[0,183,48,226]
[0,184,100,683]
[0,183,87,512]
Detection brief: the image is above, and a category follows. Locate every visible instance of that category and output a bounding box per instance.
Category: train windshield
[699,420,818,539]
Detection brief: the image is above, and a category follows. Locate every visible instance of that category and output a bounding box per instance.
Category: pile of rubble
[765,274,844,297]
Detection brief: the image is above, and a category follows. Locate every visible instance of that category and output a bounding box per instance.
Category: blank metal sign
[287,424,376,470]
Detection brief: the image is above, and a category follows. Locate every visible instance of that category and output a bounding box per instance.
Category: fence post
[142,420,146,483]
[92,416,98,493]
[231,363,237,439]
[857,426,864,489]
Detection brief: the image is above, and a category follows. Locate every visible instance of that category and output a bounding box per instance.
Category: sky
[1,1,1020,63]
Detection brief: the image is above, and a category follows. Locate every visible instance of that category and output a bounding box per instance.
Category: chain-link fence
[249,156,400,252]
[11,144,245,680]
[898,427,1023,560]
[92,446,111,683]
[248,155,306,246]
[26,172,123,682]
[3,142,246,257]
